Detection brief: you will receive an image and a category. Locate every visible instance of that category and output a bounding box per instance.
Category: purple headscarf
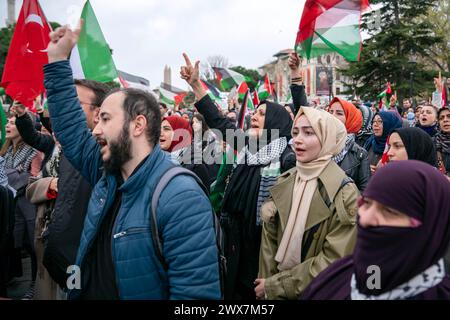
[301,161,450,300]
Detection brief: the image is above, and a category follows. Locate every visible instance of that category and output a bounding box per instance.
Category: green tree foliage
[0,25,15,81]
[230,65,262,91]
[341,0,442,103]
[421,0,450,72]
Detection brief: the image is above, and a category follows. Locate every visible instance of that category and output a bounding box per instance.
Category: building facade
[259,49,352,103]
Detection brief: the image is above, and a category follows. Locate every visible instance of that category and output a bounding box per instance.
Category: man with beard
[43,23,221,300]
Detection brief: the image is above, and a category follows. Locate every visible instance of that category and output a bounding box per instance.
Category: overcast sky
[0,0,307,89]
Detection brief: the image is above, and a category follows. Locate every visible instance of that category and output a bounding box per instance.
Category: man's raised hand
[47,20,83,63]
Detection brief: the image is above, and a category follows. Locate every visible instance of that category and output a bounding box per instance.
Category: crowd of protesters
[0,24,450,301]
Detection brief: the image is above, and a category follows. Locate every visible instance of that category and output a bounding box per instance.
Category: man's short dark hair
[159,102,168,110]
[74,79,111,108]
[107,88,161,147]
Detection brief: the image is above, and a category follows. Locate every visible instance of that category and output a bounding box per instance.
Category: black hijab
[224,101,293,217]
[393,127,437,166]
[301,161,450,300]
[222,101,293,292]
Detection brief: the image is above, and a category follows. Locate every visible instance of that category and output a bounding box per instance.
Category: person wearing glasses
[363,112,402,175]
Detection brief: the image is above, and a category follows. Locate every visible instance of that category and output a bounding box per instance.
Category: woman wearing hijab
[435,107,450,176]
[159,115,211,187]
[181,53,296,299]
[355,103,374,147]
[255,107,359,300]
[363,111,402,174]
[327,97,370,191]
[416,105,439,137]
[191,114,221,186]
[387,127,436,166]
[301,161,450,300]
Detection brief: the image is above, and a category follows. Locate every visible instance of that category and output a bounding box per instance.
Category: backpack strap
[150,166,209,271]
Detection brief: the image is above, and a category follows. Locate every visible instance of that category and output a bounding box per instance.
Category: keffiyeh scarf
[333,134,354,164]
[3,143,37,173]
[236,137,288,225]
[351,259,446,300]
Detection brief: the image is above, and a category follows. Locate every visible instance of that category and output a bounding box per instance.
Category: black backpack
[150,166,226,298]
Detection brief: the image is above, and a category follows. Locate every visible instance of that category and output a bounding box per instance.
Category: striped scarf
[435,131,450,154]
[237,137,287,226]
[0,156,7,186]
[333,134,354,164]
[3,143,37,173]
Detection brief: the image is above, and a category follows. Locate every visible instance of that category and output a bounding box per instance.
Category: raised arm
[44,22,102,186]
[12,104,55,156]
[288,52,308,114]
[180,53,247,151]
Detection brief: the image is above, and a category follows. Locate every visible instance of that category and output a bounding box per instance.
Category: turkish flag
[0,0,51,111]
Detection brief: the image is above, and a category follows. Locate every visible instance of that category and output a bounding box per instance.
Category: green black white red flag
[295,0,370,62]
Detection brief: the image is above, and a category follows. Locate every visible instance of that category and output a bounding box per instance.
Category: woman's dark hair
[192,113,209,135]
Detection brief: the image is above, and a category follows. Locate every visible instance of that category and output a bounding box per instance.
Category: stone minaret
[6,0,16,26]
[163,65,172,85]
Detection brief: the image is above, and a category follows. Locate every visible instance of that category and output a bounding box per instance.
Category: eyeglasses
[372,120,383,125]
[79,101,97,109]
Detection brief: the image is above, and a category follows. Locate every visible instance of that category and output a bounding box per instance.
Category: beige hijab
[275,107,347,271]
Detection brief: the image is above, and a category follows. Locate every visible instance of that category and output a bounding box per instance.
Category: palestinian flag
[159,83,187,106]
[253,90,260,106]
[118,70,151,91]
[237,90,250,129]
[265,74,274,96]
[160,82,185,94]
[377,82,392,98]
[200,80,221,101]
[237,82,249,100]
[70,0,118,82]
[256,81,269,101]
[295,0,369,62]
[213,67,246,91]
[443,84,448,107]
[0,99,7,147]
[237,89,254,127]
[247,91,255,111]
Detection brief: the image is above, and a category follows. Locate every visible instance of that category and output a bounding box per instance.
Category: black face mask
[353,222,423,296]
[103,124,132,174]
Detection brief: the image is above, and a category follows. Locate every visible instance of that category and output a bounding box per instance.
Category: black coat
[0,185,15,296]
[338,142,370,191]
[291,84,308,115]
[195,95,295,299]
[15,113,55,172]
[440,151,450,176]
[42,155,92,288]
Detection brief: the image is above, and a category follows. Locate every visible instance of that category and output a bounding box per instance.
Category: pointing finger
[183,53,192,67]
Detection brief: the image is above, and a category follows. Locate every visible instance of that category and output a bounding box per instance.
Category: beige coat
[259,161,359,300]
[26,177,60,300]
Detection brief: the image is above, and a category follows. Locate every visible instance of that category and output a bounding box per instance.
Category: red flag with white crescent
[0,0,51,110]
